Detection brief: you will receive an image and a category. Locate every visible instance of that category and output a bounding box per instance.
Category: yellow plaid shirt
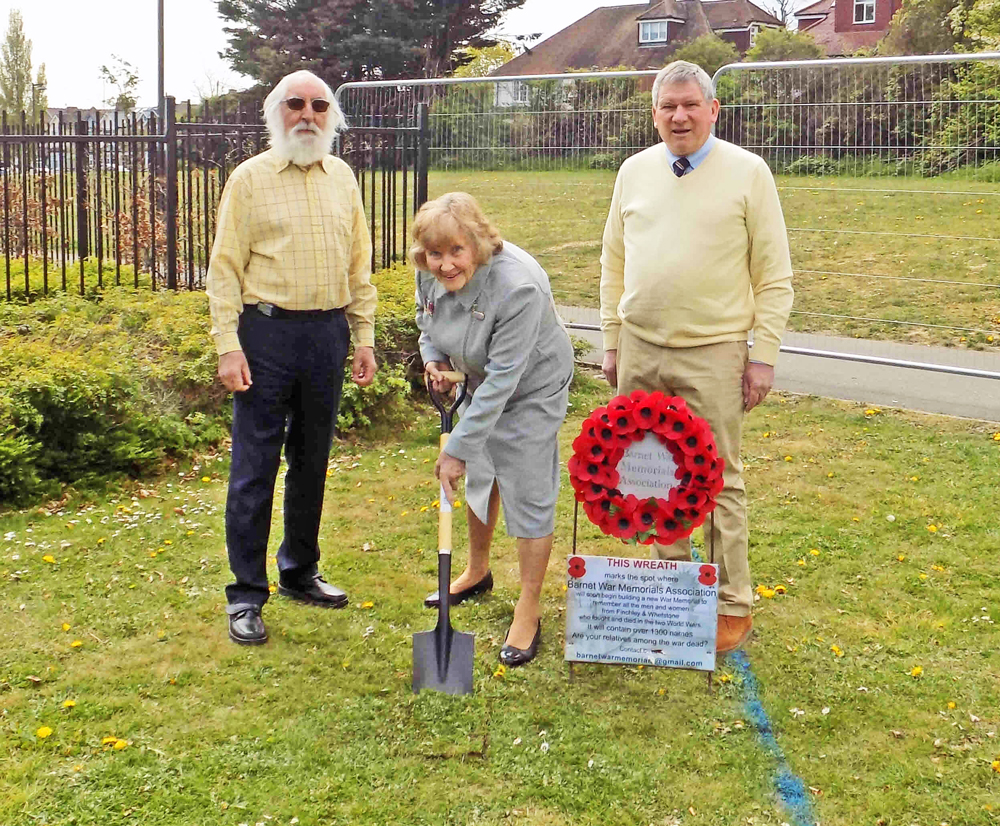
[206,149,377,355]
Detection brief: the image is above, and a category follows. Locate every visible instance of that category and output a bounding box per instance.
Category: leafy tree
[879,0,973,54]
[99,55,140,112]
[669,34,740,78]
[452,41,516,78]
[217,0,528,89]
[0,9,32,115]
[745,28,825,61]
[958,0,1000,49]
[33,62,46,119]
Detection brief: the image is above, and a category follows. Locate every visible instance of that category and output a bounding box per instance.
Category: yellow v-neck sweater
[600,139,793,366]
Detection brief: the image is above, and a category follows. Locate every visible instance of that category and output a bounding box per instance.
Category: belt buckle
[257,302,276,318]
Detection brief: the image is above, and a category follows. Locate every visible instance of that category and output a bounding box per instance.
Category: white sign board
[565,555,719,672]
[616,432,679,500]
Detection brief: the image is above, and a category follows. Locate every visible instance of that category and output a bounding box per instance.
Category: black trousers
[224,307,350,610]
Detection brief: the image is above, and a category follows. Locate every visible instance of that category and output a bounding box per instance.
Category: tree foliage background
[0,10,32,116]
[217,0,527,89]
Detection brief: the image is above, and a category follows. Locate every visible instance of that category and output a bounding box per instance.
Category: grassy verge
[425,170,1000,349]
[2,382,999,825]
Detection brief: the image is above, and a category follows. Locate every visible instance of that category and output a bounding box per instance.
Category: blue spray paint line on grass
[726,649,817,826]
[691,546,816,824]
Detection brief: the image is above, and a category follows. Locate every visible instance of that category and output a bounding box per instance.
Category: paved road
[558,306,1000,424]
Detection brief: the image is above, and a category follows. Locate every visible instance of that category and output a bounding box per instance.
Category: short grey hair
[262,70,347,134]
[652,61,715,107]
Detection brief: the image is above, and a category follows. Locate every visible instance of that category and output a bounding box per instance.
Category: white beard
[270,123,333,167]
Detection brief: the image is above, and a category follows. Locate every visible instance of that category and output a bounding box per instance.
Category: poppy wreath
[568,389,724,546]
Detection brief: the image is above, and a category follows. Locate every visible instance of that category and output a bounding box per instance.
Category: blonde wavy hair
[410,192,503,271]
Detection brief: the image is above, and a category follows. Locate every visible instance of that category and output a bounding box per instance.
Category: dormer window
[749,23,762,45]
[854,0,875,23]
[639,19,669,43]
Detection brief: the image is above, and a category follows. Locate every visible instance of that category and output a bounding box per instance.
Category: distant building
[490,0,782,106]
[793,0,902,55]
[43,107,158,132]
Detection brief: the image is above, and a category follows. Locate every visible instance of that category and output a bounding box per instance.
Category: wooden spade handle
[438,432,453,554]
[434,370,466,384]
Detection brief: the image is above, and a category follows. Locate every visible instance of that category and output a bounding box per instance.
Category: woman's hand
[435,451,466,504]
[424,361,455,395]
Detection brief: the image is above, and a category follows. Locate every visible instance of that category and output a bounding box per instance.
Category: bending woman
[412,192,574,668]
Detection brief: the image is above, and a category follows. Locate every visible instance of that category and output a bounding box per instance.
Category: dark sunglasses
[284,97,331,113]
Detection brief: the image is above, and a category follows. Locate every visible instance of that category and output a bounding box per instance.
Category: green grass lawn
[3,382,999,825]
[424,170,1000,349]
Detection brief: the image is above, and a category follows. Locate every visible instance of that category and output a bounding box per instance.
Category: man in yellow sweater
[600,60,794,655]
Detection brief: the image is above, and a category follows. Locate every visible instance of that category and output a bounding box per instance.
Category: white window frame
[639,19,669,44]
[514,81,530,105]
[854,0,875,23]
[749,23,762,46]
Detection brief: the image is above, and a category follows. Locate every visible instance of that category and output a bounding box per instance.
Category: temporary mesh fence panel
[337,58,1000,373]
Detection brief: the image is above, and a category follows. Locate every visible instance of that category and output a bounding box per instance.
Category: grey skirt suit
[416,242,574,538]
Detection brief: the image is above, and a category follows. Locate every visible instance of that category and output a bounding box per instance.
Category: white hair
[652,61,715,107]
[263,70,347,166]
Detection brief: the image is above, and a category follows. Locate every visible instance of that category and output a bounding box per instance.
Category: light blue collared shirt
[665,134,716,175]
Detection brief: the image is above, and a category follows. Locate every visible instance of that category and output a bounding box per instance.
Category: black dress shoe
[229,607,267,645]
[424,570,493,608]
[278,574,348,608]
[499,620,541,668]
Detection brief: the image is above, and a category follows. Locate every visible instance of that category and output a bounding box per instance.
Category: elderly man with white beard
[207,69,378,645]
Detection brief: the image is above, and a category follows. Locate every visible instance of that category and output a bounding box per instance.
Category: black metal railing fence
[0,97,429,300]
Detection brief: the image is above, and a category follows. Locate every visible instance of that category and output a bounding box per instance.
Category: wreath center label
[616,432,679,500]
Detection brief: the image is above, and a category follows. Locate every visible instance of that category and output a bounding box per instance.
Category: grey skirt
[463,374,571,539]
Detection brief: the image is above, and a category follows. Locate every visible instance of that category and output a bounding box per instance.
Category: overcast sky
[0,0,642,109]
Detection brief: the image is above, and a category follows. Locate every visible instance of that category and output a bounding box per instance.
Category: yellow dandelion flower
[919,573,928,581]
[62,700,76,709]
[755,584,767,594]
[72,764,82,771]
[897,554,906,562]
[989,336,995,343]
[186,531,194,536]
[164,540,172,545]
[70,640,83,649]
[657,687,666,695]
[493,664,506,678]
[852,517,860,522]
[432,499,440,508]
[400,510,409,517]
[96,537,106,545]
[784,455,793,462]
[61,623,71,632]
[809,548,820,556]
[761,588,776,599]
[827,472,834,478]
[388,495,395,501]
[157,630,166,640]
[149,551,157,558]
[718,674,732,683]
[561,583,568,591]
[342,661,350,670]
[993,432,1000,441]
[268,584,277,594]
[927,524,938,533]
[101,736,118,745]
[454,500,463,508]
[113,739,128,750]
[420,506,429,512]
[361,601,374,609]
[932,564,945,572]
[911,665,923,677]
[774,584,787,594]
[947,701,956,709]
[797,558,806,566]
[201,476,211,483]
[865,409,875,416]
[992,760,1000,773]
[42,555,56,564]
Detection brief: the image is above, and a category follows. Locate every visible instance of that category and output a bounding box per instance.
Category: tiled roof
[493,1,782,76]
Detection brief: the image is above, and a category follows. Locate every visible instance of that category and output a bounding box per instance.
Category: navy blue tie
[672,157,690,177]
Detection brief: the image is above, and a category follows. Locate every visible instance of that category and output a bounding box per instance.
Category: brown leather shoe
[716,614,752,655]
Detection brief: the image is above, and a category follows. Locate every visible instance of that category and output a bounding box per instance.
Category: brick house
[494,0,783,77]
[793,0,903,55]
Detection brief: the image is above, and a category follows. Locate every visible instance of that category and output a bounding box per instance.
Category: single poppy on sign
[698,565,718,586]
[568,557,587,578]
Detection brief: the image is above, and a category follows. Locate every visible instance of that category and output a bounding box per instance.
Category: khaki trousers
[617,329,752,616]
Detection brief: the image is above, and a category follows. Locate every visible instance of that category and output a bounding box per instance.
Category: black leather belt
[250,302,343,320]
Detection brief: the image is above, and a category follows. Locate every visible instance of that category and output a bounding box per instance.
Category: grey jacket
[416,242,574,462]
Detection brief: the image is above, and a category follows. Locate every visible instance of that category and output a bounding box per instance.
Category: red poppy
[608,510,639,540]
[607,397,638,438]
[698,565,718,586]
[676,420,712,456]
[572,433,607,464]
[587,408,618,451]
[632,394,662,430]
[582,481,607,502]
[568,556,587,578]
[583,497,615,528]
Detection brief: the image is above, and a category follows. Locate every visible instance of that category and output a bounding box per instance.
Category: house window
[639,20,669,44]
[514,82,530,105]
[854,0,875,23]
[749,23,762,46]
